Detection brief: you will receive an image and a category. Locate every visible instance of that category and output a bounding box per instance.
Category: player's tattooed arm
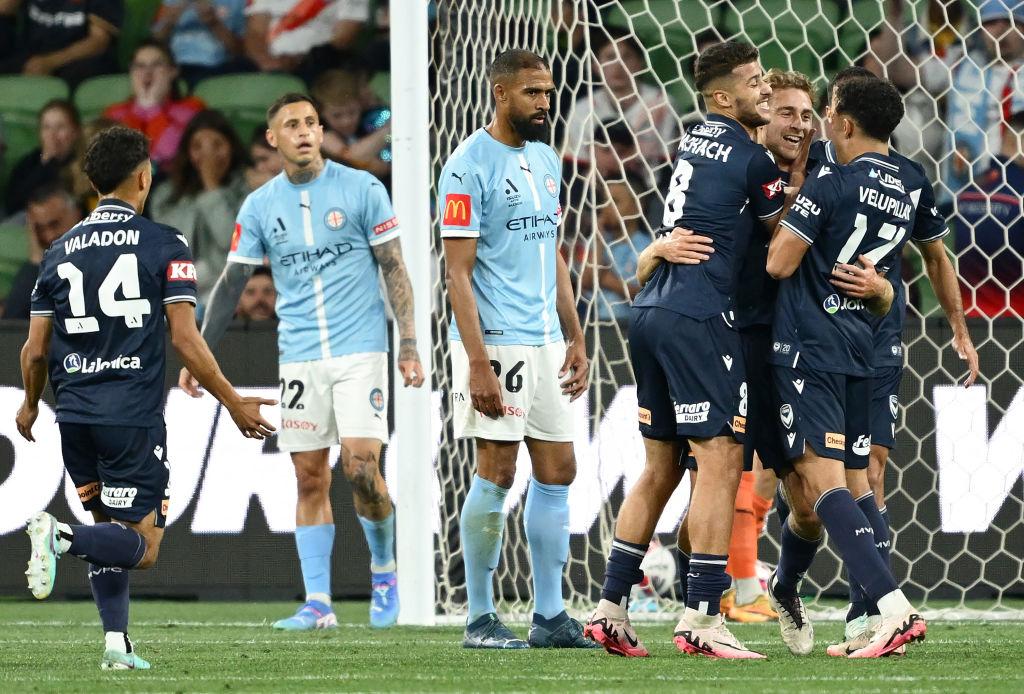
[372,237,424,388]
[830,254,894,317]
[555,251,589,401]
[16,316,52,442]
[635,228,715,287]
[919,238,979,386]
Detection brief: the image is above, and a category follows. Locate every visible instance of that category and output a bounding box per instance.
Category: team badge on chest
[543,173,558,197]
[324,208,347,230]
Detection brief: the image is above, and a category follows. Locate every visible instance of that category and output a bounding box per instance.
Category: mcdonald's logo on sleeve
[442,194,472,226]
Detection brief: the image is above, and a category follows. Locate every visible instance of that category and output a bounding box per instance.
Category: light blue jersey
[229,161,400,364]
[439,128,562,346]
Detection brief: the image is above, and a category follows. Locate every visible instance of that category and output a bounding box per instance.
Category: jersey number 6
[489,359,525,393]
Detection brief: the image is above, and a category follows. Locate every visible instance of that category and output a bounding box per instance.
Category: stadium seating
[74,74,134,123]
[0,224,30,301]
[118,0,165,70]
[193,73,308,139]
[0,76,70,196]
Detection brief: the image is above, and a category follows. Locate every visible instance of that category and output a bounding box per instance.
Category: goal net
[425,0,1024,620]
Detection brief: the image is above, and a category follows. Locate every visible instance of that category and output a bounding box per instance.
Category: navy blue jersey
[810,140,948,370]
[633,114,785,320]
[30,199,197,427]
[734,170,792,328]
[770,152,931,376]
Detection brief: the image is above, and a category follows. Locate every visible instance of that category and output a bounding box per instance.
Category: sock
[676,547,691,603]
[523,479,570,620]
[686,553,731,616]
[846,566,868,622]
[725,473,757,587]
[357,513,396,573]
[775,487,791,528]
[815,488,898,604]
[600,537,647,608]
[461,475,509,622]
[857,495,891,617]
[104,631,133,654]
[736,577,762,605]
[752,493,773,539]
[61,522,146,568]
[774,520,822,597]
[89,565,129,635]
[295,524,334,603]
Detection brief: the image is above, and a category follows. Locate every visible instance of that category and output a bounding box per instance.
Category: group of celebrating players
[15,34,980,670]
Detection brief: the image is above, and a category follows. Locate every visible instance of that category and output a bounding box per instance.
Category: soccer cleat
[529,612,601,648]
[726,593,773,623]
[101,649,151,670]
[25,512,62,600]
[742,594,779,620]
[463,613,529,649]
[826,614,871,657]
[767,572,814,655]
[369,571,399,628]
[584,599,649,657]
[847,611,926,658]
[272,600,338,631]
[673,611,766,659]
[720,588,736,615]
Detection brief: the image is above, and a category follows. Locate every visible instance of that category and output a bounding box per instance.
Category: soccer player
[179,93,424,630]
[18,126,275,670]
[439,49,594,650]
[765,75,928,658]
[586,41,807,659]
[804,67,980,656]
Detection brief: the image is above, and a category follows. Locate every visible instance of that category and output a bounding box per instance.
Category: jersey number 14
[56,254,152,334]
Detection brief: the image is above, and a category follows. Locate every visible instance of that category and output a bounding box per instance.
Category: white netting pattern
[427,0,1024,618]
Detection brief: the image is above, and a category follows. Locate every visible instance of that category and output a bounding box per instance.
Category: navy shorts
[871,366,903,450]
[630,306,746,445]
[740,325,787,473]
[59,422,170,527]
[772,366,871,469]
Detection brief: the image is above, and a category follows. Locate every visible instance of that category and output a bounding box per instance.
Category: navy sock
[858,495,892,617]
[775,487,791,528]
[846,565,868,622]
[600,538,646,607]
[676,548,690,603]
[774,521,822,598]
[89,565,129,633]
[815,488,897,603]
[686,553,731,615]
[66,523,146,568]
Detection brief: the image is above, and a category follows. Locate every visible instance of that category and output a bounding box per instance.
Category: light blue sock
[357,512,396,573]
[460,474,509,623]
[524,478,570,620]
[295,524,334,602]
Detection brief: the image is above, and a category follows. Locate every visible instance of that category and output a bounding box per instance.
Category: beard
[510,112,550,142]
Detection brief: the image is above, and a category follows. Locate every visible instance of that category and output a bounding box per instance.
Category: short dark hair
[694,40,759,93]
[39,99,80,128]
[828,65,876,102]
[252,265,273,278]
[834,76,904,142]
[26,182,78,210]
[83,126,150,194]
[250,123,272,149]
[487,49,549,85]
[266,93,321,126]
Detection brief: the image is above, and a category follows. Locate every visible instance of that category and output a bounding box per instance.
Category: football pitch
[1,600,1022,693]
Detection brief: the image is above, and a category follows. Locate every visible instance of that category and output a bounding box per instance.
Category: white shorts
[277,352,389,451]
[450,340,574,442]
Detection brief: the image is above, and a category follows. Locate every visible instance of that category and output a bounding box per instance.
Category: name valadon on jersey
[633,114,784,321]
[771,154,924,377]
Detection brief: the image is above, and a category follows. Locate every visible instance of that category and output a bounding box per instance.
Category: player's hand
[398,340,425,387]
[559,339,589,401]
[179,367,203,398]
[227,396,278,439]
[789,127,817,188]
[470,360,504,418]
[15,402,38,442]
[830,254,885,299]
[952,330,980,388]
[657,227,714,265]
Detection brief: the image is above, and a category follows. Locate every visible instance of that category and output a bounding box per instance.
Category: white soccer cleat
[767,572,813,655]
[25,512,62,600]
[847,610,926,658]
[673,610,766,659]
[584,599,649,657]
[826,614,873,657]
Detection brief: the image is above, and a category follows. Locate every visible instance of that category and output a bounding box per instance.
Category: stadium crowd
[0,0,1021,319]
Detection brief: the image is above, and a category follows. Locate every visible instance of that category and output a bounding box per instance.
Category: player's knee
[133,534,162,570]
[867,454,887,498]
[294,466,330,500]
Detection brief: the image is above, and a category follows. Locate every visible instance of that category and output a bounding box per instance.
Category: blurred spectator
[331,0,390,72]
[152,0,247,86]
[69,117,119,213]
[235,266,276,321]
[4,100,81,216]
[579,175,652,322]
[2,185,81,319]
[149,109,249,305]
[245,124,284,190]
[103,40,205,171]
[244,0,344,80]
[954,110,1024,317]
[563,28,678,174]
[311,69,391,179]
[0,0,122,86]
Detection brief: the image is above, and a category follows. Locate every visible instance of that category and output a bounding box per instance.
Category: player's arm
[166,302,276,439]
[24,14,117,75]
[554,251,589,401]
[371,237,424,387]
[919,238,979,386]
[635,227,715,286]
[830,255,896,317]
[15,316,53,442]
[766,227,810,279]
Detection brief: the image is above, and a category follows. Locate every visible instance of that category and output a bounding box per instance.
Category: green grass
[1,601,1022,693]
